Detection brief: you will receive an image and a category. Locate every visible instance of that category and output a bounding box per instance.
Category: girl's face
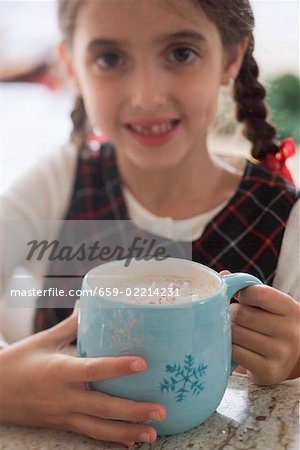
[62,0,245,170]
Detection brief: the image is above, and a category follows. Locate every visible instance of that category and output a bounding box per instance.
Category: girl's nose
[129,65,167,111]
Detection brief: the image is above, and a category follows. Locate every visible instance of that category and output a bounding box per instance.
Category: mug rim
[81,257,226,308]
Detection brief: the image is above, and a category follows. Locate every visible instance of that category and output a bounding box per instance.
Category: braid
[70,96,89,150]
[234,34,278,159]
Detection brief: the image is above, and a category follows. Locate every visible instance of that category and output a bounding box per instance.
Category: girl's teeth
[130,121,174,135]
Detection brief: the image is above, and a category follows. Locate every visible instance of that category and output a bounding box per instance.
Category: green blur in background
[266,75,300,144]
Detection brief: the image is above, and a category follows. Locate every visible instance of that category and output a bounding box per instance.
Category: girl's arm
[0,307,165,445]
[273,200,300,301]
[0,144,77,340]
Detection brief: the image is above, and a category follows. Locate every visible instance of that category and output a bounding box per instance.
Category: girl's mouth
[124,119,181,147]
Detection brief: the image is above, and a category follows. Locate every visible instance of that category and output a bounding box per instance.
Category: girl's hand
[0,308,166,445]
[230,285,300,384]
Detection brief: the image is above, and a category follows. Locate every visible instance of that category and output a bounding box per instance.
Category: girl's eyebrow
[155,30,207,45]
[86,30,206,53]
[87,39,125,52]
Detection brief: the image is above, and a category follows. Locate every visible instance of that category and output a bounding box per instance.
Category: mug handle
[222,273,263,373]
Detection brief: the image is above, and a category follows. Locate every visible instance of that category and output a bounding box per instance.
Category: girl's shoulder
[218,152,299,194]
[243,159,300,200]
[0,143,78,220]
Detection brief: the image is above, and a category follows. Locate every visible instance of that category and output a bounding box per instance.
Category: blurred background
[0,0,299,191]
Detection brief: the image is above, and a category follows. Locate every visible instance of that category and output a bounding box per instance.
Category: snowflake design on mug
[222,306,231,334]
[160,354,208,403]
[107,310,143,353]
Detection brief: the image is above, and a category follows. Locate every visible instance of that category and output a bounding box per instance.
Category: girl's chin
[113,136,189,172]
[126,151,185,172]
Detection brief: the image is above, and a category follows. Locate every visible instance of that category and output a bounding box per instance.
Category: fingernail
[148,411,161,421]
[139,432,151,442]
[130,359,144,372]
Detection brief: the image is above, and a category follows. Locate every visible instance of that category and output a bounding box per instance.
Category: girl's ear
[221,37,249,85]
[56,41,81,94]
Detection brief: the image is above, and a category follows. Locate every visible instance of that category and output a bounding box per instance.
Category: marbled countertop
[0,374,299,450]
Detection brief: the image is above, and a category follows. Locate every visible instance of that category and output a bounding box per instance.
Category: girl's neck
[116,150,243,220]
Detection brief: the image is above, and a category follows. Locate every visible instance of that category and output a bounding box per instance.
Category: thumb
[39,301,79,351]
[219,270,231,276]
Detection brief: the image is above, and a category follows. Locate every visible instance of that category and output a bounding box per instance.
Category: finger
[237,285,295,315]
[230,303,280,336]
[232,323,274,357]
[62,355,147,383]
[231,343,267,381]
[67,413,157,443]
[231,343,287,385]
[71,390,166,423]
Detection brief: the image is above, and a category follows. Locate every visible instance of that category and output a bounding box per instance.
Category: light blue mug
[77,257,262,436]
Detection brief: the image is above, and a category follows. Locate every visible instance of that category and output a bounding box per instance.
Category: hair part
[57,0,278,159]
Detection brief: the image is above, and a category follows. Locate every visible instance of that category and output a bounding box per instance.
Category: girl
[0,0,299,446]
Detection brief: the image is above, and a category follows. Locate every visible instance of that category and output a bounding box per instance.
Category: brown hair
[58,0,278,158]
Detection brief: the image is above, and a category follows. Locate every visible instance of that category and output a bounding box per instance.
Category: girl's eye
[95,52,124,69]
[169,47,198,64]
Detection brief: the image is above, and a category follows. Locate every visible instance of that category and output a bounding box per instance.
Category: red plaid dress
[34,144,299,332]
